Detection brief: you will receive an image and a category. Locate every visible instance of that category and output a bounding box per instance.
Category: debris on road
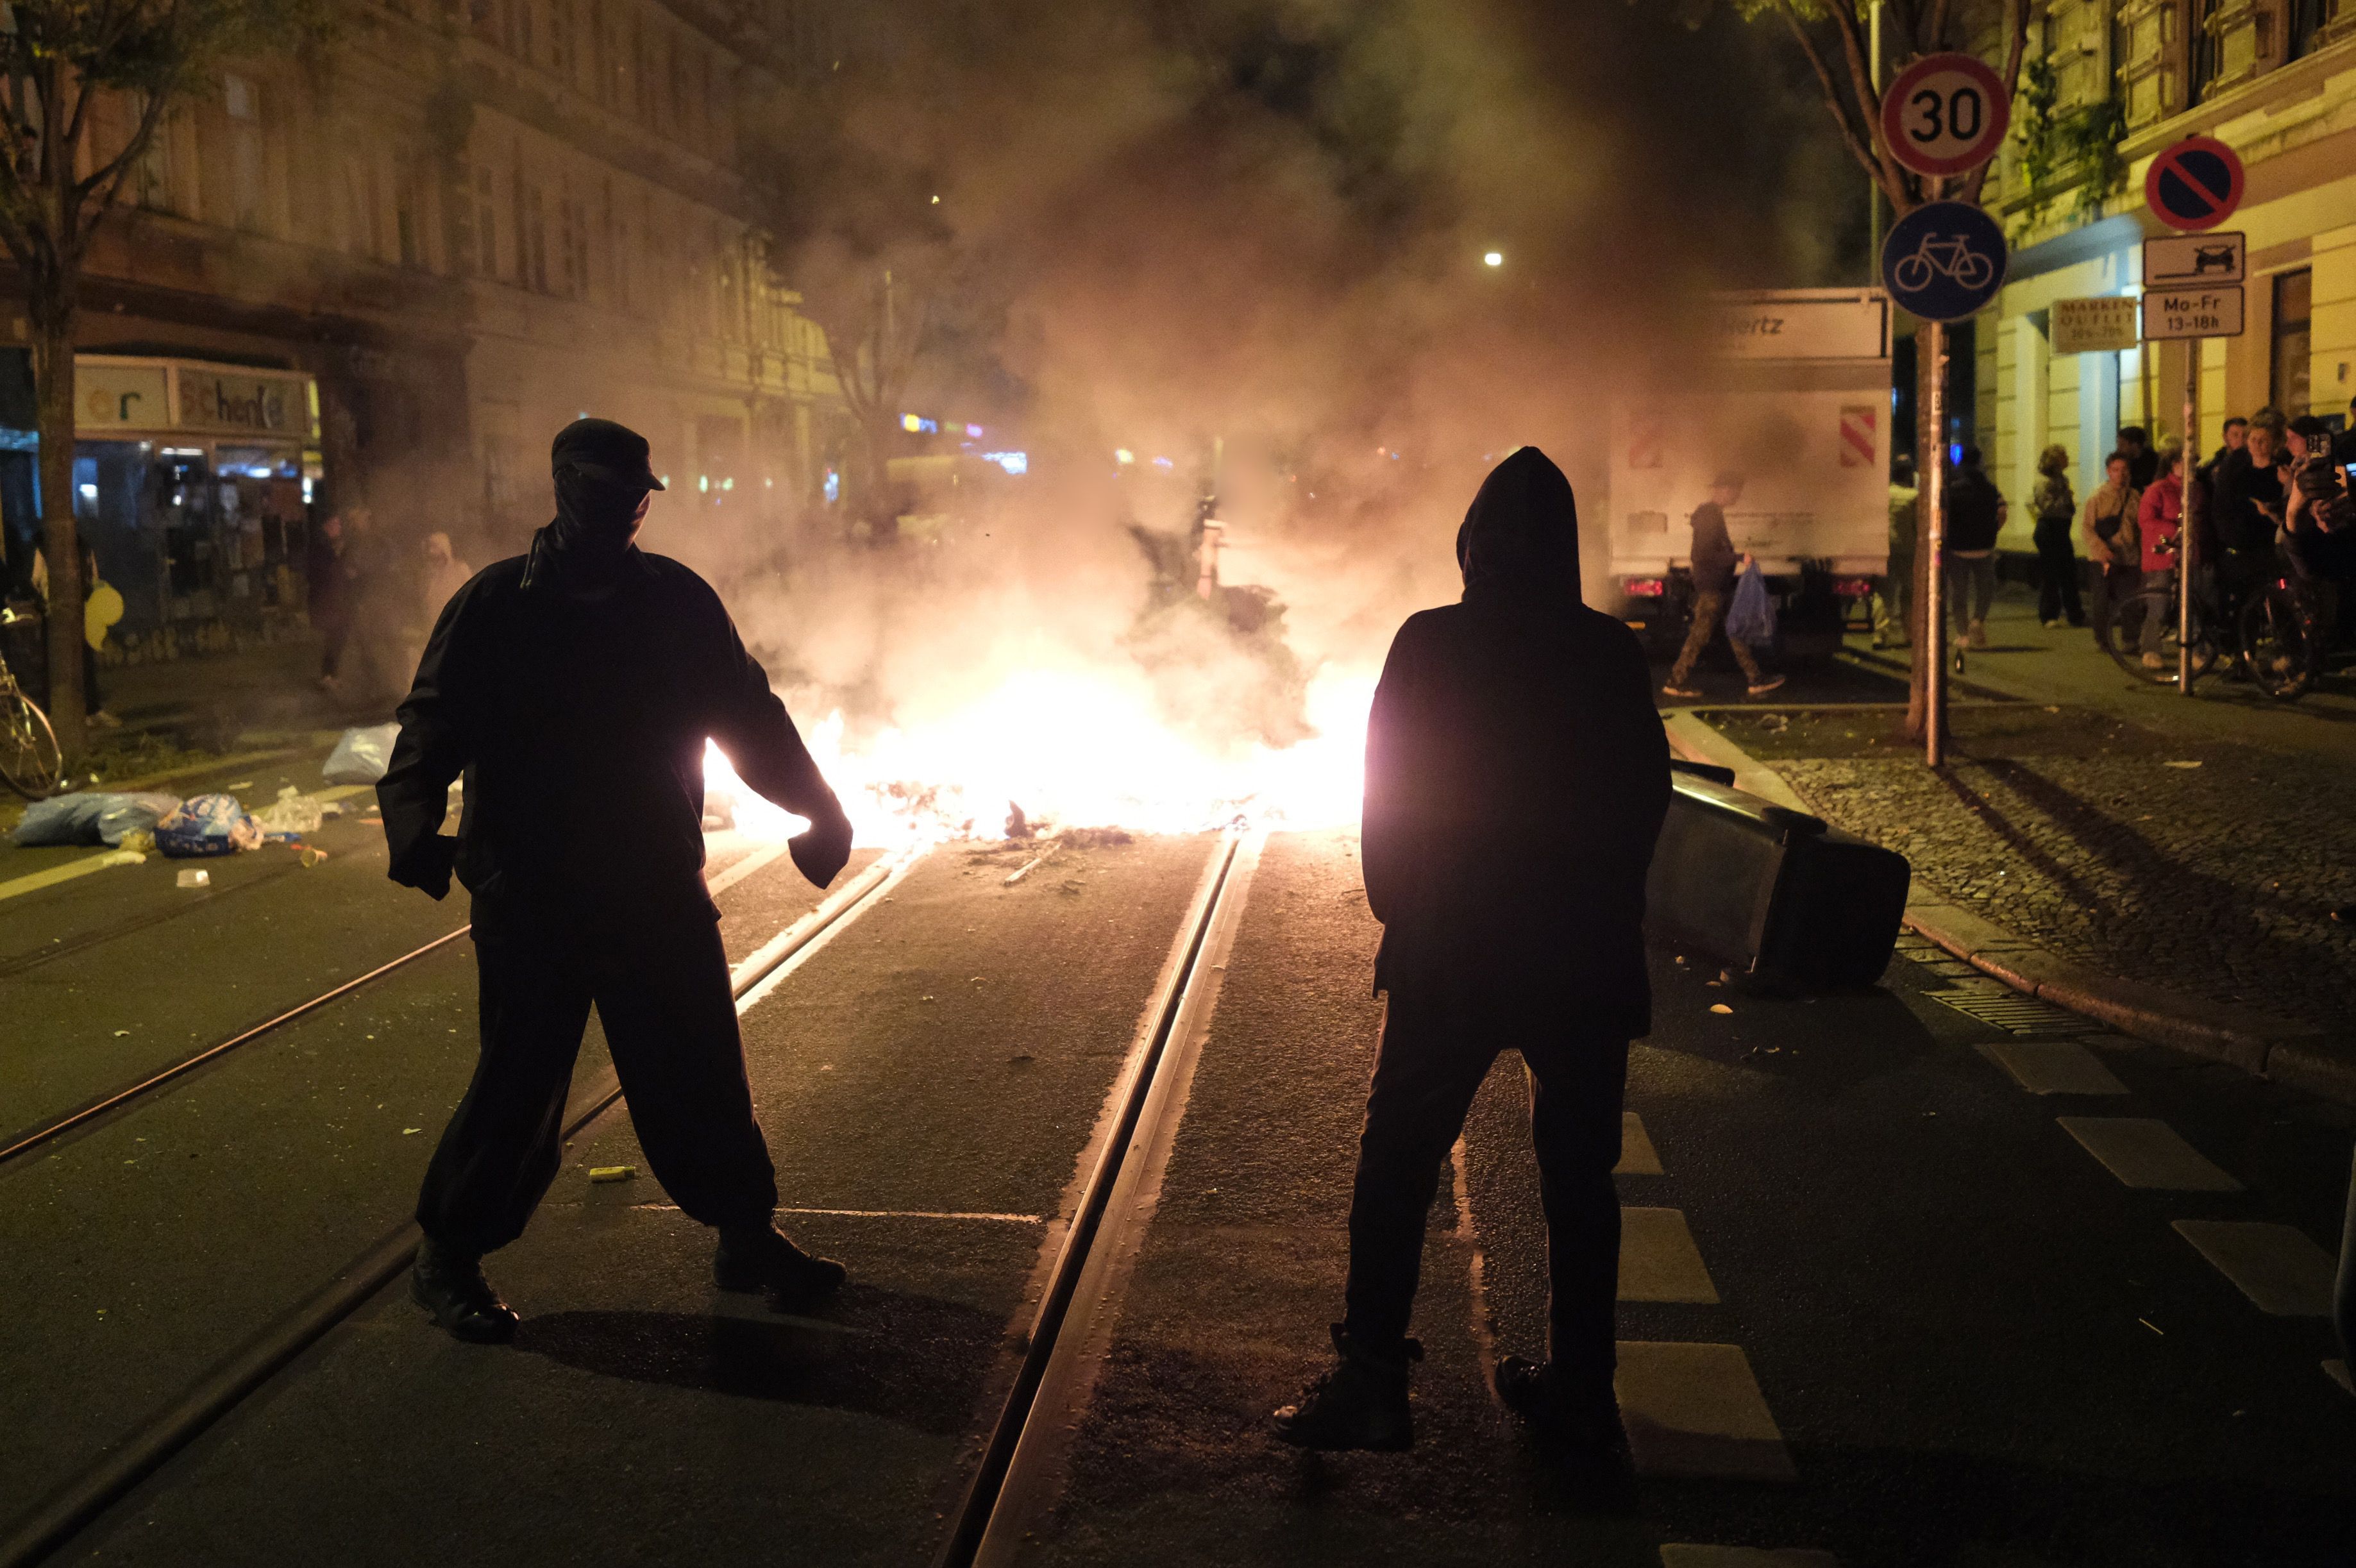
[323,723,401,785]
[1710,1002,1734,1015]
[588,1165,637,1183]
[10,791,180,848]
[175,868,210,889]
[155,795,266,857]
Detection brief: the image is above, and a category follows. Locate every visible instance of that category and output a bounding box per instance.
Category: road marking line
[1976,1040,2128,1095]
[1618,1111,1663,1175]
[1661,1549,1839,1568]
[0,848,144,904]
[2172,1220,2337,1315]
[1620,1208,1719,1304]
[631,1202,1040,1223]
[705,840,789,898]
[1615,1340,1795,1481]
[2058,1118,2242,1190]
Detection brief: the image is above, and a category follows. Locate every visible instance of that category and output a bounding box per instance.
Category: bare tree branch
[1771,0,1899,198]
[1962,0,2032,205]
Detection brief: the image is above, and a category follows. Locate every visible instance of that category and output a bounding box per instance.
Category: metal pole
[2179,337,2200,694]
[1924,317,1947,767]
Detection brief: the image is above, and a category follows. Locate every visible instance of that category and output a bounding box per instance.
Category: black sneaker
[1270,1325,1419,1451]
[1495,1354,1637,1508]
[714,1222,848,1304]
[412,1237,519,1344]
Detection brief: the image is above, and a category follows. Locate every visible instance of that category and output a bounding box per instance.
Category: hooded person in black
[380,418,856,1342]
[1272,448,1670,1469]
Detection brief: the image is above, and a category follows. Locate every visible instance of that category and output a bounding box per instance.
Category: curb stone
[1660,710,2356,1108]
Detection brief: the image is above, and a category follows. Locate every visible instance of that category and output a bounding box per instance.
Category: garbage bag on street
[154,793,266,857]
[323,723,401,785]
[253,786,327,836]
[13,791,180,847]
[1726,561,1778,647]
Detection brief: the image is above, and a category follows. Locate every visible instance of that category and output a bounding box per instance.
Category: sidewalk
[1681,582,2356,1100]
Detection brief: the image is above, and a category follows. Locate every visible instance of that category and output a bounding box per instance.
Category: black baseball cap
[552,417,664,490]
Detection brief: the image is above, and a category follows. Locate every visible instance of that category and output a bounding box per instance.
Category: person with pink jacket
[2134,446,2185,667]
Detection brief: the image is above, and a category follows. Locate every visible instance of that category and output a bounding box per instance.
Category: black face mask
[550,468,644,573]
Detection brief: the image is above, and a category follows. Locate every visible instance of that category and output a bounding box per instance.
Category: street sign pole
[2180,341,2198,695]
[1923,318,1946,766]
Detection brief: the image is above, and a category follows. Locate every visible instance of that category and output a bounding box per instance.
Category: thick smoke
[666,0,1863,820]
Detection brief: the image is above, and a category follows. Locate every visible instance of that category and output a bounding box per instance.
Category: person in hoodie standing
[378,418,858,1343]
[1272,448,1671,1490]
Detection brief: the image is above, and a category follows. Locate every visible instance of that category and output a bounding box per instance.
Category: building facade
[1978,0,2356,547]
[3,0,850,653]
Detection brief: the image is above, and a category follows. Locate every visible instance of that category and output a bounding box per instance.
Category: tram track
[938,827,1265,1568]
[0,838,920,1568]
[0,839,791,1175]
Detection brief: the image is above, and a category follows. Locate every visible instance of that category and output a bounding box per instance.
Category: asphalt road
[3,823,2349,1566]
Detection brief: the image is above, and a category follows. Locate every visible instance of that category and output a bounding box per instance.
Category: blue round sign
[1880,201,2008,323]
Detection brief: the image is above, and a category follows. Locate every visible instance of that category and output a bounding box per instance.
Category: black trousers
[2032,519,2084,625]
[1343,987,1629,1394]
[417,911,778,1256]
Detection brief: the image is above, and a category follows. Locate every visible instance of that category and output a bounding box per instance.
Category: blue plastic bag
[154,793,265,857]
[12,791,179,847]
[1725,562,1777,647]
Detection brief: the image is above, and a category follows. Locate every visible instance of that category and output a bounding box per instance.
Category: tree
[1733,0,2031,746]
[0,0,324,763]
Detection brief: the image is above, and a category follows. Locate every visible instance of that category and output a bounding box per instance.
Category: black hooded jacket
[376,519,841,929]
[1362,447,1672,1036]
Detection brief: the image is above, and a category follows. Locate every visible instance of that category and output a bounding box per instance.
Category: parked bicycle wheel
[2241,582,2319,700]
[2100,589,2212,685]
[1,687,63,797]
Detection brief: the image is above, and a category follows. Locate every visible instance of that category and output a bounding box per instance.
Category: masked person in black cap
[1272,447,1670,1489]
[380,418,856,1343]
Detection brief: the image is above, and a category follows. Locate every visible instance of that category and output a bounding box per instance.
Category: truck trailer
[1606,289,1894,662]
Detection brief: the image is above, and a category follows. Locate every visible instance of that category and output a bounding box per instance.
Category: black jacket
[2210,448,2285,555]
[1687,502,1738,594]
[378,530,842,927]
[1363,448,1672,1037]
[1943,467,2004,552]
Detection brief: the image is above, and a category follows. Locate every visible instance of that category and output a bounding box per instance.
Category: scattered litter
[113,1029,129,1038]
[155,795,265,857]
[1009,1053,1034,1066]
[1056,827,1133,849]
[2162,760,2203,770]
[1708,1002,1733,1015]
[175,868,211,889]
[921,994,935,1002]
[588,1165,637,1183]
[402,1127,421,1135]
[2139,1317,2165,1336]
[298,846,330,868]
[118,829,155,854]
[253,786,328,836]
[224,780,253,791]
[323,723,401,785]
[1004,847,1056,886]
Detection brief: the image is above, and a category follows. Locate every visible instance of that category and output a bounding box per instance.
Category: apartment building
[6,0,846,650]
[1976,0,2356,548]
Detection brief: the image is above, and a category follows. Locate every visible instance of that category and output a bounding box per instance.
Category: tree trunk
[30,283,84,764]
[1905,328,1940,744]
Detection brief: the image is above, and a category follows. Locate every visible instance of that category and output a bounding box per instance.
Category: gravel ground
[1761,714,2356,1031]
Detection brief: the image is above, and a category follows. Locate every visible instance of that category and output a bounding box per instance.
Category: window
[526,184,548,291]
[551,0,573,74]
[2271,269,2312,416]
[2189,0,2223,106]
[510,0,534,62]
[224,72,265,231]
[475,165,499,276]
[2288,0,2330,59]
[396,153,421,267]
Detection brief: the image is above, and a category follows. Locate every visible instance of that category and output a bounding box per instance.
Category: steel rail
[935,829,1247,1568]
[0,840,916,1568]
[0,841,791,1174]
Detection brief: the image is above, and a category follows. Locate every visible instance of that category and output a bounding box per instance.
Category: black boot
[1495,1354,1637,1508]
[411,1236,519,1344]
[1270,1325,1418,1451]
[714,1221,848,1304]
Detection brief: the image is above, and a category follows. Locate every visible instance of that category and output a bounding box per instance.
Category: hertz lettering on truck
[1716,314,1787,338]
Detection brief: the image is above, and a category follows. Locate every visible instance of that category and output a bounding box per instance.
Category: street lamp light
[1483,251,1503,268]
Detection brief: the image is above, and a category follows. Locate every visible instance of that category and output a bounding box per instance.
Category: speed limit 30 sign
[1882,52,2011,178]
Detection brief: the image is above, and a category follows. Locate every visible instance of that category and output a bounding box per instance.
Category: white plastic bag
[253,786,326,836]
[323,723,401,785]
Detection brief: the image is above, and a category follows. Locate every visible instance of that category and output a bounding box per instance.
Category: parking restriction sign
[2144,136,2244,232]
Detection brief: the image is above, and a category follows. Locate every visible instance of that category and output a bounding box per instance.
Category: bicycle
[2100,541,2320,699]
[1891,233,1995,294]
[0,607,63,797]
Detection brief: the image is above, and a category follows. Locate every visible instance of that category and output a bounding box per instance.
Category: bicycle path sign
[1881,53,2011,177]
[1881,201,2008,323]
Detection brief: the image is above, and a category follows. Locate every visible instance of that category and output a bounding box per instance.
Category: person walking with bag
[2030,445,2084,628]
[1661,472,1785,698]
